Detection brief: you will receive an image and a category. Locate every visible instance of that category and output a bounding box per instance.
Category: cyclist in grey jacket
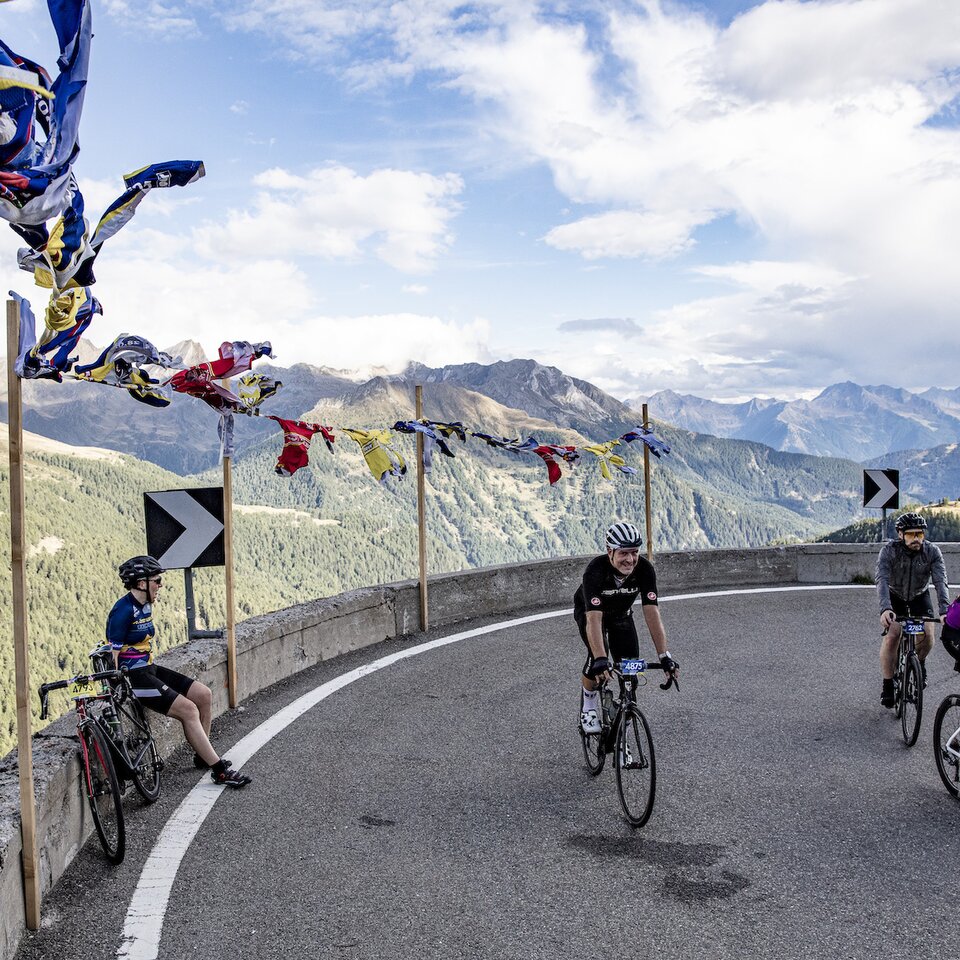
[876,512,950,707]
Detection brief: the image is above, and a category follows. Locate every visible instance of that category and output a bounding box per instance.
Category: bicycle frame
[603,660,664,742]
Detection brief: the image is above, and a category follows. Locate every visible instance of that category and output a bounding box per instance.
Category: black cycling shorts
[577,612,639,677]
[126,663,195,715]
[890,591,935,621]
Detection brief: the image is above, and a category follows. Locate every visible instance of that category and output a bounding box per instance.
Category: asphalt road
[14,586,960,960]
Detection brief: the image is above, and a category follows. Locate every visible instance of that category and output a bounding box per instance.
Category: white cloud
[192,165,464,273]
[102,0,200,37]
[281,312,492,373]
[403,284,428,294]
[215,1,960,288]
[545,209,713,259]
[0,221,491,376]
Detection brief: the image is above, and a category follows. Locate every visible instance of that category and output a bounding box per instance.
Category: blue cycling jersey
[105,592,155,668]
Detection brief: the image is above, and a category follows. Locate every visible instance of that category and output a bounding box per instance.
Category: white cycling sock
[581,688,600,710]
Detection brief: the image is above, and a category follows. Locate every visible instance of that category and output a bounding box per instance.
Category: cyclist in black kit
[576,522,679,734]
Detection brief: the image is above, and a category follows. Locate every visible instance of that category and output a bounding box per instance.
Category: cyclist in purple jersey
[108,556,252,788]
[575,522,678,734]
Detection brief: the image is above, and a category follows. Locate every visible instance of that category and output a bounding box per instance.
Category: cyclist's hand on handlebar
[587,656,611,681]
[660,653,680,691]
[880,609,895,631]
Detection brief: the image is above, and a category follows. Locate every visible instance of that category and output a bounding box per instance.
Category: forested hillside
[818,503,960,544]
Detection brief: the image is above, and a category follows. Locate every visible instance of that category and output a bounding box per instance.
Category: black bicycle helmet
[119,555,164,589]
[605,521,643,550]
[894,512,927,532]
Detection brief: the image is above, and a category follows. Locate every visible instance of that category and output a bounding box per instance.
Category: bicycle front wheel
[579,691,605,776]
[78,722,125,864]
[116,694,162,803]
[933,694,960,799]
[901,654,923,747]
[614,706,656,827]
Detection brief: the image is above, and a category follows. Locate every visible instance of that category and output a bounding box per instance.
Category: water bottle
[106,708,121,741]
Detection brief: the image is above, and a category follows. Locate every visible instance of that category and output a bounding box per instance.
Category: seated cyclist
[107,556,252,788]
[575,522,678,734]
[876,513,950,708]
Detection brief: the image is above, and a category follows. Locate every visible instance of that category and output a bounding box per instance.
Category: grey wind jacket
[875,539,950,616]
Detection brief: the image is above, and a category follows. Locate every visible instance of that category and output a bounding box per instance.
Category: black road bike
[579,658,677,827]
[891,617,931,747]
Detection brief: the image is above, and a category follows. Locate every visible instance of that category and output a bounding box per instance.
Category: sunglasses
[147,577,163,586]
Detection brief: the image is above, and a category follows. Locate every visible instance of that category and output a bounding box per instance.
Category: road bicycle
[891,617,931,747]
[87,647,163,804]
[579,659,677,827]
[933,690,960,799]
[38,653,163,864]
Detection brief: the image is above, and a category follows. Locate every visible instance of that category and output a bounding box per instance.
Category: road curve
[14,586,960,960]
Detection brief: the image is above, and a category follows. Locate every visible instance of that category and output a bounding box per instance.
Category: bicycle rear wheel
[933,694,960,799]
[115,694,162,802]
[579,690,605,776]
[614,706,656,827]
[901,654,923,747]
[78,722,125,864]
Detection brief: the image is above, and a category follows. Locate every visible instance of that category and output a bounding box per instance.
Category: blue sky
[3,0,960,402]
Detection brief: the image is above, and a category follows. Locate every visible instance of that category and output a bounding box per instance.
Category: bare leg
[167,694,218,767]
[880,623,901,680]
[185,681,213,738]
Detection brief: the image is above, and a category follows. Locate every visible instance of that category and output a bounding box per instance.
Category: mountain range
[635,382,960,462]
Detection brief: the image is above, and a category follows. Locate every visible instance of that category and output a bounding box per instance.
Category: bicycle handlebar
[612,661,680,692]
[38,670,123,719]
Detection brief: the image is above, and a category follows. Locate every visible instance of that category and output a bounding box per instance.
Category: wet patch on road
[566,834,752,903]
[662,867,751,903]
[359,814,397,829]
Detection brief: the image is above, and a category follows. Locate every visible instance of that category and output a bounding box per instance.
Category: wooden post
[7,299,40,929]
[642,403,653,562]
[415,385,428,631]
[221,388,238,709]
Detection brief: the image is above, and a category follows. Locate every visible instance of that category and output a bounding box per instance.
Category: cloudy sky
[2,0,959,402]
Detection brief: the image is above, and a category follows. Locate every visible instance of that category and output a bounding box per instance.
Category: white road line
[116,584,877,959]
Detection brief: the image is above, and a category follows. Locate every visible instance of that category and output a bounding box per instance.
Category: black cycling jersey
[573,553,659,622]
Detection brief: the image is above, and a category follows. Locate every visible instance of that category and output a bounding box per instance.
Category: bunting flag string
[9,292,670,485]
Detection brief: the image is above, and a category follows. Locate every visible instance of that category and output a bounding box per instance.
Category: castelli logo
[647,592,657,600]
[590,597,601,606]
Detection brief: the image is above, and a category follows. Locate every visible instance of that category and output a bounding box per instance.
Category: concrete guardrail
[2,542,957,959]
